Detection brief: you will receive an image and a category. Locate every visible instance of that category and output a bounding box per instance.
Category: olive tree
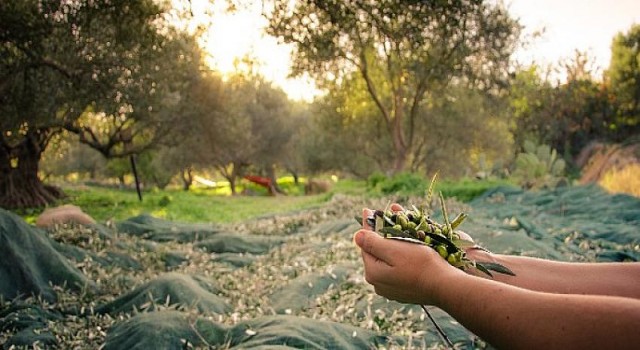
[267,0,520,173]
[607,24,640,138]
[0,0,200,209]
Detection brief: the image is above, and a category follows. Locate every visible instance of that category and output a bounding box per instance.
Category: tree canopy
[267,0,521,173]
[607,24,640,137]
[0,0,201,208]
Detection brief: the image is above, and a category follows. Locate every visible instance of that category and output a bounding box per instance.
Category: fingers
[359,240,396,287]
[456,230,474,242]
[362,204,403,231]
[362,208,374,230]
[390,203,404,212]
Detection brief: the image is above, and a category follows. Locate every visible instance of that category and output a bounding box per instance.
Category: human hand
[354,207,465,306]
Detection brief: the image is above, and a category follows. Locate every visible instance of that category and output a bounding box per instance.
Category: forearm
[436,273,640,349]
[467,249,640,299]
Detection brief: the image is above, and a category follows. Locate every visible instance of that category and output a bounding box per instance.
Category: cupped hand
[355,207,464,306]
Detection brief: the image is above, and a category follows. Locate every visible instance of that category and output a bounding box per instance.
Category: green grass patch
[57,186,332,224]
[366,172,515,202]
[16,175,513,224]
[436,178,516,202]
[330,178,367,196]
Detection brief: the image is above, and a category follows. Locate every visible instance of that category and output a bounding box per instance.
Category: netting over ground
[0,185,638,349]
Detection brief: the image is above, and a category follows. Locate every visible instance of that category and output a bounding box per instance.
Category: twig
[421,304,454,349]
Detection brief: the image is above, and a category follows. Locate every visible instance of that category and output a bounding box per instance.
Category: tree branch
[355,31,391,126]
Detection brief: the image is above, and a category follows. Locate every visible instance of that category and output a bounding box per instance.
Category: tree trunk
[286,167,299,185]
[181,167,193,191]
[0,134,64,210]
[391,105,409,173]
[228,176,237,195]
[266,164,284,196]
[117,175,126,188]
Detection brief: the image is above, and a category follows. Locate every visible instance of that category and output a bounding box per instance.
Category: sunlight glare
[195,1,322,102]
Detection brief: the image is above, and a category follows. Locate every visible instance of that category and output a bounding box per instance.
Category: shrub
[367,172,388,191]
[377,172,427,196]
[513,140,566,189]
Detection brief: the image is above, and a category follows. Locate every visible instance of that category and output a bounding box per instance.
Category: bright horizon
[192,0,640,102]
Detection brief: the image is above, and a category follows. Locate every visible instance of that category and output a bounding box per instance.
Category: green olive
[397,214,408,228]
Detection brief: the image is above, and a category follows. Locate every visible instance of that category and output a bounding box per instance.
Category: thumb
[354,229,396,266]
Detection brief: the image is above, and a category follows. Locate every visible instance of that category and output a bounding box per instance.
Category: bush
[513,140,566,189]
[370,172,427,196]
[366,172,388,190]
[438,178,515,202]
[368,172,514,202]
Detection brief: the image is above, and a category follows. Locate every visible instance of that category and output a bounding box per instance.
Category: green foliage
[17,175,514,224]
[157,195,172,207]
[509,54,620,161]
[369,172,427,196]
[437,178,515,202]
[607,24,640,136]
[267,0,520,172]
[0,0,203,208]
[57,186,331,224]
[364,171,514,201]
[417,86,514,178]
[513,141,567,189]
[331,178,367,196]
[296,96,379,178]
[366,172,388,190]
[40,133,107,179]
[187,73,296,194]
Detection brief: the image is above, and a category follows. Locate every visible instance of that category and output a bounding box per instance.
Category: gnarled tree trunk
[0,131,64,210]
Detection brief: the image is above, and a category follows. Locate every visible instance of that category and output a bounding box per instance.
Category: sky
[195,0,640,101]
[506,0,640,77]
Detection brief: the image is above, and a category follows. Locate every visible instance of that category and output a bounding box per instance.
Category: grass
[436,178,516,202]
[599,163,640,197]
[17,176,513,225]
[55,185,333,224]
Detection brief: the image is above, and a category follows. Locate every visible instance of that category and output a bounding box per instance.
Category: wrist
[431,268,473,309]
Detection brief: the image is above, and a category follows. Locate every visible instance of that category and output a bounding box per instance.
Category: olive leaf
[426,172,438,206]
[451,238,476,249]
[450,213,468,230]
[475,262,494,277]
[477,261,516,276]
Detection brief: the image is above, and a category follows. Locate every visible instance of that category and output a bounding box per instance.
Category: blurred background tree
[607,24,640,139]
[267,0,521,174]
[2,1,639,209]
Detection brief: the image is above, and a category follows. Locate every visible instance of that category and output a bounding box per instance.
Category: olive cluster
[359,203,515,277]
[366,207,471,268]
